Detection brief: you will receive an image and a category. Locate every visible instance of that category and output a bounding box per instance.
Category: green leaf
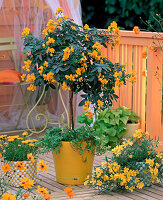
[120,116,128,125]
[107,127,116,136]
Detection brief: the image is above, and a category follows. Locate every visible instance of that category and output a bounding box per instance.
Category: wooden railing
[103,30,163,151]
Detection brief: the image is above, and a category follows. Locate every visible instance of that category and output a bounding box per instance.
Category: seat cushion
[0,70,22,84]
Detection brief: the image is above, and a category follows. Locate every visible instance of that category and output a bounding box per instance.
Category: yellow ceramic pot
[53,141,94,185]
[124,123,140,138]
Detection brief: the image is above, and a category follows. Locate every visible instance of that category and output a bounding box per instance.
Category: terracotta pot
[124,123,140,138]
[5,160,37,187]
[53,141,94,185]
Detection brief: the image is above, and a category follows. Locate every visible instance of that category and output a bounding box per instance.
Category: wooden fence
[102,30,163,151]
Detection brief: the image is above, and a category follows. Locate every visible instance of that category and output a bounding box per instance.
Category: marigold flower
[37,160,49,172]
[19,177,34,189]
[1,164,11,172]
[0,134,7,139]
[23,193,29,199]
[29,143,34,147]
[136,181,144,189]
[15,161,26,171]
[1,192,16,200]
[133,26,140,34]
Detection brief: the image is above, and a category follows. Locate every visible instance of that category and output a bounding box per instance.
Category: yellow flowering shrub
[85,129,163,193]
[21,7,133,128]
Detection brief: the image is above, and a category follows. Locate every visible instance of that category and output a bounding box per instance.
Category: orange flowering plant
[0,132,39,161]
[21,7,131,128]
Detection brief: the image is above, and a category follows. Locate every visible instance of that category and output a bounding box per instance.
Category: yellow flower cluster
[26,73,36,83]
[108,21,120,35]
[46,37,55,45]
[1,192,16,200]
[88,50,103,61]
[22,27,30,37]
[84,100,91,111]
[84,24,89,30]
[98,73,108,87]
[55,7,64,15]
[133,129,143,138]
[43,71,56,83]
[27,84,36,91]
[62,46,74,61]
[38,66,44,75]
[44,61,48,67]
[21,74,26,81]
[22,59,32,72]
[97,100,103,110]
[85,110,94,119]
[129,70,136,83]
[61,82,70,91]
[46,47,55,56]
[92,41,103,51]
[65,74,77,82]
[42,19,57,36]
[112,140,133,157]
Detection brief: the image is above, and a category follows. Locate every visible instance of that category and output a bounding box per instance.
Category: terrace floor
[8,151,163,200]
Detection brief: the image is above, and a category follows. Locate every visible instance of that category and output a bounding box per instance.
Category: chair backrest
[0,37,17,70]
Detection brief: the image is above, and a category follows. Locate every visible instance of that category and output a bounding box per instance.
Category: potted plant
[85,129,163,193]
[0,133,38,187]
[21,7,132,185]
[124,108,141,138]
[93,106,141,149]
[37,126,100,185]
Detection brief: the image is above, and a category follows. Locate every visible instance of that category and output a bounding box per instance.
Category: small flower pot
[124,123,140,138]
[53,141,94,185]
[5,160,37,187]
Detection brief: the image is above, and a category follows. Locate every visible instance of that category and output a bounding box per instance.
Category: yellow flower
[145,158,154,167]
[133,26,140,34]
[21,74,26,81]
[1,192,16,200]
[26,73,36,83]
[133,129,143,138]
[43,71,55,82]
[1,164,11,172]
[46,37,55,45]
[156,152,163,159]
[58,18,63,23]
[19,177,34,189]
[63,15,67,20]
[42,44,45,48]
[78,77,83,82]
[129,155,133,158]
[94,168,103,178]
[84,24,89,30]
[136,181,144,189]
[0,135,7,139]
[96,180,102,186]
[84,100,91,111]
[44,61,48,67]
[92,41,103,51]
[15,161,26,171]
[27,84,36,91]
[37,185,48,196]
[55,7,64,15]
[90,178,96,185]
[85,110,94,119]
[97,100,103,110]
[22,27,30,37]
[8,138,14,142]
[71,26,76,30]
[76,68,82,76]
[37,160,49,172]
[62,82,68,90]
[29,143,34,147]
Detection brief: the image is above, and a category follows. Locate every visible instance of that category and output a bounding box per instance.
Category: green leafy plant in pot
[93,106,141,149]
[22,7,132,185]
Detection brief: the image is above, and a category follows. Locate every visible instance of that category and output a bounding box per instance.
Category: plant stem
[69,87,74,129]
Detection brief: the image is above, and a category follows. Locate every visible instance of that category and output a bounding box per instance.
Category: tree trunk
[69,88,74,129]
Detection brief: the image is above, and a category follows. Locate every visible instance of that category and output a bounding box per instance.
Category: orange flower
[37,185,48,196]
[133,26,140,34]
[27,153,35,163]
[37,160,49,172]
[97,100,103,110]
[0,153,2,157]
[43,194,51,200]
[1,192,16,200]
[19,177,34,189]
[15,161,26,171]
[23,193,29,198]
[85,111,94,119]
[1,164,11,173]
[64,187,75,198]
